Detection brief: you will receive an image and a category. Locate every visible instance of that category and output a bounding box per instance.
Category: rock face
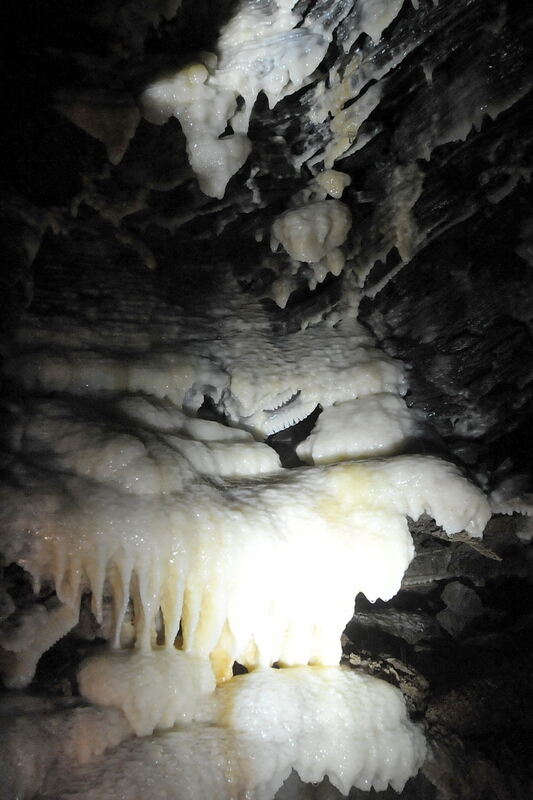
[3,0,532,487]
[1,0,533,798]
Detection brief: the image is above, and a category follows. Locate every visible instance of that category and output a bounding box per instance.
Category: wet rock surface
[1,514,532,798]
[1,0,533,797]
[2,0,531,485]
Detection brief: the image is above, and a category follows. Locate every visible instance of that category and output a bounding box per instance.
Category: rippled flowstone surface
[1,1,533,798]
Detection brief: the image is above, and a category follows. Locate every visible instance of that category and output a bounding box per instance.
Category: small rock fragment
[436,581,484,637]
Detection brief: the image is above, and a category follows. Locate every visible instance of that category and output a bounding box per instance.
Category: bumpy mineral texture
[1,1,533,798]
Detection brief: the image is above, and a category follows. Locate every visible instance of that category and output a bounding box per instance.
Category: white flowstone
[26,665,426,799]
[140,0,329,198]
[271,200,352,263]
[297,394,417,464]
[78,649,216,736]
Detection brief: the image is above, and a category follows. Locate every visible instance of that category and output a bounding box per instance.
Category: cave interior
[1,0,533,798]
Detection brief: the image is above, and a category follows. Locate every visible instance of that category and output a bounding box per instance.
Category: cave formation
[1,1,533,798]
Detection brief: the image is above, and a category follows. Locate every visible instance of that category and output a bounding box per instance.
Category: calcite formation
[0,0,531,797]
[0,246,486,796]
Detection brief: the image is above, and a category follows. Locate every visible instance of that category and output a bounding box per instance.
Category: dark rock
[436,581,484,637]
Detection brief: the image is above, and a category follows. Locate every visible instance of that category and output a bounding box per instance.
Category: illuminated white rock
[0,2,503,798]
[217,666,427,795]
[0,464,407,678]
[0,697,133,799]
[271,200,351,263]
[214,27,328,122]
[0,444,489,687]
[5,278,405,436]
[297,394,418,464]
[267,199,352,303]
[356,0,406,44]
[141,62,251,199]
[5,350,227,408]
[0,599,79,689]
[325,456,490,539]
[41,665,425,798]
[140,0,329,198]
[0,256,488,689]
[220,315,406,435]
[325,81,383,168]
[213,0,327,130]
[78,649,216,736]
[16,398,281,493]
[315,169,352,199]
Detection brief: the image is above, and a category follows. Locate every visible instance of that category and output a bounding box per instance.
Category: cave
[1,1,532,798]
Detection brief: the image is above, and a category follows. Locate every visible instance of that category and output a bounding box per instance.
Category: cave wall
[1,2,533,798]
[2,0,532,494]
